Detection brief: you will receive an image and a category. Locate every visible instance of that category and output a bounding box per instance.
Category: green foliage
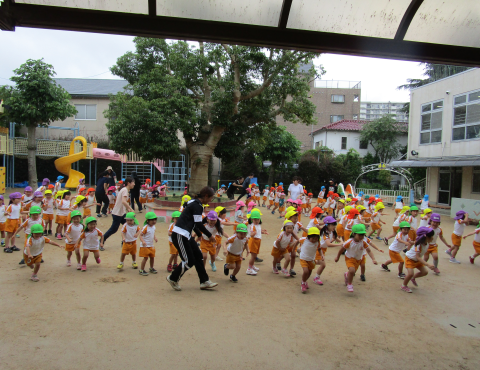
[297,153,321,193]
[378,170,392,186]
[333,149,362,186]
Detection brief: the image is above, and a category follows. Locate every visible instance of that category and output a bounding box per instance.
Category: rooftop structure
[360,101,408,122]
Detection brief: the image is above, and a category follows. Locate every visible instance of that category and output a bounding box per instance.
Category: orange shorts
[42,214,54,221]
[23,252,42,266]
[427,244,438,254]
[300,259,315,270]
[371,223,381,231]
[326,208,333,215]
[344,229,352,240]
[395,208,402,215]
[65,243,77,252]
[345,255,365,272]
[302,204,307,209]
[248,238,261,254]
[109,204,114,210]
[0,222,4,232]
[55,215,68,225]
[215,235,222,246]
[393,226,399,234]
[263,196,267,201]
[139,197,147,204]
[389,250,404,263]
[298,214,302,222]
[269,200,274,205]
[364,212,372,218]
[318,199,326,204]
[122,241,137,255]
[452,233,462,247]
[405,256,423,269]
[408,229,417,242]
[315,248,326,261]
[83,208,91,217]
[274,202,279,207]
[169,241,178,255]
[271,247,288,259]
[279,206,285,213]
[5,218,19,233]
[226,252,242,264]
[287,243,298,253]
[473,241,480,254]
[139,247,155,258]
[200,239,216,256]
[336,224,344,237]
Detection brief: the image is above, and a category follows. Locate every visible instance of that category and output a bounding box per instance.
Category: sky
[0,27,427,102]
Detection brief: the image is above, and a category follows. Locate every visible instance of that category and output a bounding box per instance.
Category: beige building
[391,68,480,206]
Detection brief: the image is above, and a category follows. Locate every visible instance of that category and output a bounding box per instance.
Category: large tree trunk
[27,125,38,189]
[267,161,276,188]
[189,144,215,194]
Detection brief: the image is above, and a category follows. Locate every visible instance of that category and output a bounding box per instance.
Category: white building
[360,101,408,122]
[390,68,480,206]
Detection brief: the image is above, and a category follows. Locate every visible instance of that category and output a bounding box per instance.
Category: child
[147,187,154,203]
[381,221,412,278]
[305,207,324,237]
[117,212,141,271]
[64,210,84,269]
[223,223,249,283]
[267,188,275,210]
[367,202,387,240]
[234,201,247,233]
[107,186,116,214]
[36,178,50,194]
[22,191,44,217]
[419,208,432,228]
[401,227,435,293]
[393,195,404,216]
[21,186,34,222]
[383,206,410,245]
[337,206,351,242]
[139,185,148,205]
[463,221,480,264]
[145,178,151,188]
[247,201,256,215]
[301,192,308,215]
[343,208,360,240]
[55,191,72,240]
[317,186,325,207]
[76,178,85,194]
[246,210,268,275]
[4,192,23,253]
[13,205,44,244]
[76,216,104,271]
[335,224,378,293]
[447,210,469,264]
[83,188,96,218]
[0,195,5,246]
[359,236,384,281]
[283,210,307,276]
[299,227,321,293]
[167,211,181,272]
[139,212,158,275]
[262,185,269,207]
[23,224,63,282]
[54,176,64,198]
[324,191,334,216]
[215,206,234,261]
[272,220,298,277]
[306,193,313,213]
[424,213,450,274]
[42,190,55,235]
[420,194,430,211]
[313,216,340,285]
[271,190,280,215]
[278,193,286,219]
[200,211,223,272]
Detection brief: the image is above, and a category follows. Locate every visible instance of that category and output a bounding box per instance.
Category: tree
[333,149,363,186]
[360,115,405,163]
[0,59,77,188]
[106,38,321,193]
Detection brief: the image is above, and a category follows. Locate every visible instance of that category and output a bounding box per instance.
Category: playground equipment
[54,136,88,188]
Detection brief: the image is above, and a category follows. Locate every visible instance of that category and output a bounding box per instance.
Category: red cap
[347,208,360,219]
[87,188,95,193]
[308,193,313,196]
[146,179,151,182]
[310,206,324,218]
[375,198,383,203]
[48,184,55,189]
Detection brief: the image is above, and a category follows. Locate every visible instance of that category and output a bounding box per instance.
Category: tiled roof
[54,78,128,97]
[310,119,407,135]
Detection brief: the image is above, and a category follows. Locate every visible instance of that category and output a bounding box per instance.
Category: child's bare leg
[82,250,90,264]
[360,263,366,275]
[210,253,215,264]
[451,245,460,258]
[249,253,257,268]
[414,266,428,279]
[403,268,414,286]
[5,232,13,248]
[398,262,404,274]
[168,254,175,265]
[120,253,127,263]
[283,254,291,270]
[75,249,81,263]
[290,251,296,270]
[93,251,100,261]
[384,258,392,266]
[316,260,326,276]
[141,257,148,270]
[347,266,356,284]
[132,253,136,263]
[424,251,430,262]
[149,257,154,268]
[432,252,439,268]
[67,251,72,260]
[302,267,312,282]
[202,252,208,266]
[232,261,241,276]
[33,262,41,275]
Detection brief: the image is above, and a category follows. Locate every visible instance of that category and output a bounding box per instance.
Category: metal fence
[355,188,410,205]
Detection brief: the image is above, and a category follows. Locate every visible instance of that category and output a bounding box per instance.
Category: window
[331,95,345,103]
[75,104,96,120]
[452,90,480,141]
[353,94,359,102]
[341,137,347,150]
[353,114,358,120]
[315,140,323,149]
[473,167,480,193]
[359,140,368,149]
[330,115,344,123]
[420,100,443,144]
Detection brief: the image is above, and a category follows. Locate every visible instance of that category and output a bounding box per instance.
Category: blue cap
[163,180,168,184]
[279,182,283,185]
[396,195,403,201]
[122,178,125,182]
[57,176,64,180]
[358,191,364,196]
[321,186,325,190]
[228,183,232,187]
[424,194,429,201]
[221,184,225,187]
[375,194,379,198]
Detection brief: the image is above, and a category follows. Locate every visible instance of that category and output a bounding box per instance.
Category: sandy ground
[1,195,480,370]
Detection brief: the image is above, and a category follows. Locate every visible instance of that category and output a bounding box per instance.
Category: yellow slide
[54,136,87,189]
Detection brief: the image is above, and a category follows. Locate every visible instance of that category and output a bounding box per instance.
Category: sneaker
[305,282,309,289]
[398,273,406,279]
[30,274,39,282]
[211,262,217,272]
[77,263,82,270]
[401,285,412,293]
[215,256,223,261]
[313,276,323,285]
[48,230,52,235]
[289,269,296,276]
[166,275,181,291]
[230,275,238,283]
[276,263,281,271]
[360,274,366,282]
[403,248,408,254]
[200,280,218,289]
[99,247,105,251]
[81,264,87,271]
[449,257,460,264]
[376,236,383,240]
[173,263,178,269]
[117,263,124,270]
[445,249,452,256]
[66,260,71,267]
[132,262,138,269]
[381,264,390,272]
[15,234,20,238]
[246,268,257,275]
[411,278,418,287]
[281,269,290,277]
[433,267,441,275]
[344,271,349,286]
[3,247,12,253]
[347,284,354,292]
[96,214,102,218]
[19,259,25,265]
[301,282,307,294]
[41,259,44,263]
[470,256,475,264]
[139,269,149,276]
[251,265,259,272]
[167,264,173,272]
[0,240,4,246]
[149,268,158,274]
[11,245,20,251]
[95,257,101,264]
[272,268,279,274]
[56,233,62,240]
[255,257,263,263]
[383,237,389,245]
[223,263,229,276]
[271,211,275,215]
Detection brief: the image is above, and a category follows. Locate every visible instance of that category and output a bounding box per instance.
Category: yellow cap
[285,210,298,220]
[308,227,320,236]
[356,205,366,212]
[422,208,432,215]
[400,206,410,214]
[346,198,352,202]
[215,206,225,214]
[44,190,52,195]
[344,206,353,214]
[283,220,294,227]
[338,199,345,204]
[74,195,86,205]
[375,202,385,211]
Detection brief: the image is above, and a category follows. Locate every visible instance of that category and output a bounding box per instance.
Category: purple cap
[9,192,22,199]
[415,226,433,243]
[33,191,43,197]
[24,186,33,192]
[42,178,50,185]
[454,210,466,220]
[79,178,85,183]
[429,213,441,223]
[323,216,336,224]
[207,211,218,220]
[0,195,3,200]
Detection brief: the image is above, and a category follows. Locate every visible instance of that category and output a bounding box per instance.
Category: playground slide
[345,184,355,197]
[92,148,123,161]
[54,136,87,189]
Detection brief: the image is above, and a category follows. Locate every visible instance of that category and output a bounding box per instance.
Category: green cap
[250,210,261,219]
[410,205,419,211]
[31,224,44,234]
[171,211,182,218]
[70,210,82,219]
[145,212,157,220]
[236,223,248,233]
[399,221,411,228]
[351,224,366,234]
[85,216,97,225]
[125,212,139,225]
[29,206,42,215]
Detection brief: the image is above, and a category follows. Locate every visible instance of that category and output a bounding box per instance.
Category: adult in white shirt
[103,177,135,246]
[288,176,304,201]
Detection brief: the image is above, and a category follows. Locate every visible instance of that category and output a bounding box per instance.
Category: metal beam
[394,0,424,41]
[278,0,293,29]
[148,0,156,18]
[2,2,480,67]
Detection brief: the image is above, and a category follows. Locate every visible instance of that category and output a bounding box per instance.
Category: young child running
[223,223,249,283]
[271,190,280,215]
[393,195,404,216]
[55,191,72,240]
[343,208,360,241]
[214,206,234,261]
[117,212,141,271]
[401,226,435,293]
[267,188,275,210]
[367,202,387,240]
[383,206,410,245]
[283,210,307,276]
[138,212,158,276]
[200,211,223,272]
[262,185,269,207]
[107,186,116,214]
[463,221,480,264]
[167,211,181,272]
[381,221,412,278]
[76,217,104,271]
[313,216,340,285]
[335,224,378,293]
[64,210,84,269]
[0,195,5,247]
[54,176,64,199]
[299,227,321,293]
[447,210,469,264]
[423,213,450,274]
[246,210,268,275]
[4,192,23,253]
[234,201,247,233]
[42,190,55,235]
[317,186,325,207]
[23,224,63,282]
[419,208,432,228]
[272,220,298,277]
[305,207,324,237]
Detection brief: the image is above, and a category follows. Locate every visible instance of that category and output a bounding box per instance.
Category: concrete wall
[426,166,480,204]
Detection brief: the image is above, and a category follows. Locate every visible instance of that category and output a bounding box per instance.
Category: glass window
[452,127,465,141]
[433,101,443,110]
[74,104,97,120]
[331,95,345,103]
[422,104,431,113]
[454,106,466,126]
[359,140,368,149]
[420,100,442,144]
[452,95,480,141]
[469,91,480,102]
[341,137,347,150]
[74,105,85,120]
[473,168,480,193]
[466,124,480,140]
[86,105,96,120]
[353,114,358,120]
[354,95,359,102]
[330,115,344,123]
[455,95,467,105]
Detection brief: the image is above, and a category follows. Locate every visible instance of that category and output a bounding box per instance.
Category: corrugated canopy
[1,0,479,66]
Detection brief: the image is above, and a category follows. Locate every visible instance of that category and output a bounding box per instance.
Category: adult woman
[288,176,304,201]
[95,172,110,217]
[166,186,218,291]
[130,171,142,212]
[226,177,244,200]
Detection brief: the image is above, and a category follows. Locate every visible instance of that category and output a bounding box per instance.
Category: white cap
[106,166,113,171]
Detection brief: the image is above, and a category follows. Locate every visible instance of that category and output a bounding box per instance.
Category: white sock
[316,274,321,279]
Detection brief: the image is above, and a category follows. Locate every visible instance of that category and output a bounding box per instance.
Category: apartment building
[360,101,408,122]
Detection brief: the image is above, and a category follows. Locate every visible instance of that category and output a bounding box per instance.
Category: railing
[413,178,426,199]
[355,188,410,205]
[314,80,361,89]
[0,137,95,159]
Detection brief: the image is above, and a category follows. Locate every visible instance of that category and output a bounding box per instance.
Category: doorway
[438,167,462,205]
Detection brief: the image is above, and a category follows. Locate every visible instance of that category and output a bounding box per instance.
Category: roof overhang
[390,157,480,167]
[1,0,480,67]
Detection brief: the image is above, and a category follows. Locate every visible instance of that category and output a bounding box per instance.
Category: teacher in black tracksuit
[166,186,218,291]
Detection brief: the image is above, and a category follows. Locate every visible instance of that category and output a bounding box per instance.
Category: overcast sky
[1,27,426,102]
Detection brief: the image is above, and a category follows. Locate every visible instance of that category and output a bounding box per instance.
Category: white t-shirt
[226,234,247,255]
[122,224,140,243]
[344,238,369,260]
[234,210,244,223]
[0,205,5,223]
[406,242,428,261]
[141,224,156,247]
[25,236,50,257]
[273,231,294,249]
[395,201,403,209]
[112,187,129,216]
[288,183,303,200]
[65,223,84,244]
[453,219,466,236]
[299,238,319,261]
[248,224,262,239]
[20,218,45,235]
[389,232,410,252]
[201,223,218,240]
[6,203,22,219]
[420,200,429,210]
[43,198,54,214]
[57,199,71,216]
[80,228,103,250]
[474,228,480,243]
